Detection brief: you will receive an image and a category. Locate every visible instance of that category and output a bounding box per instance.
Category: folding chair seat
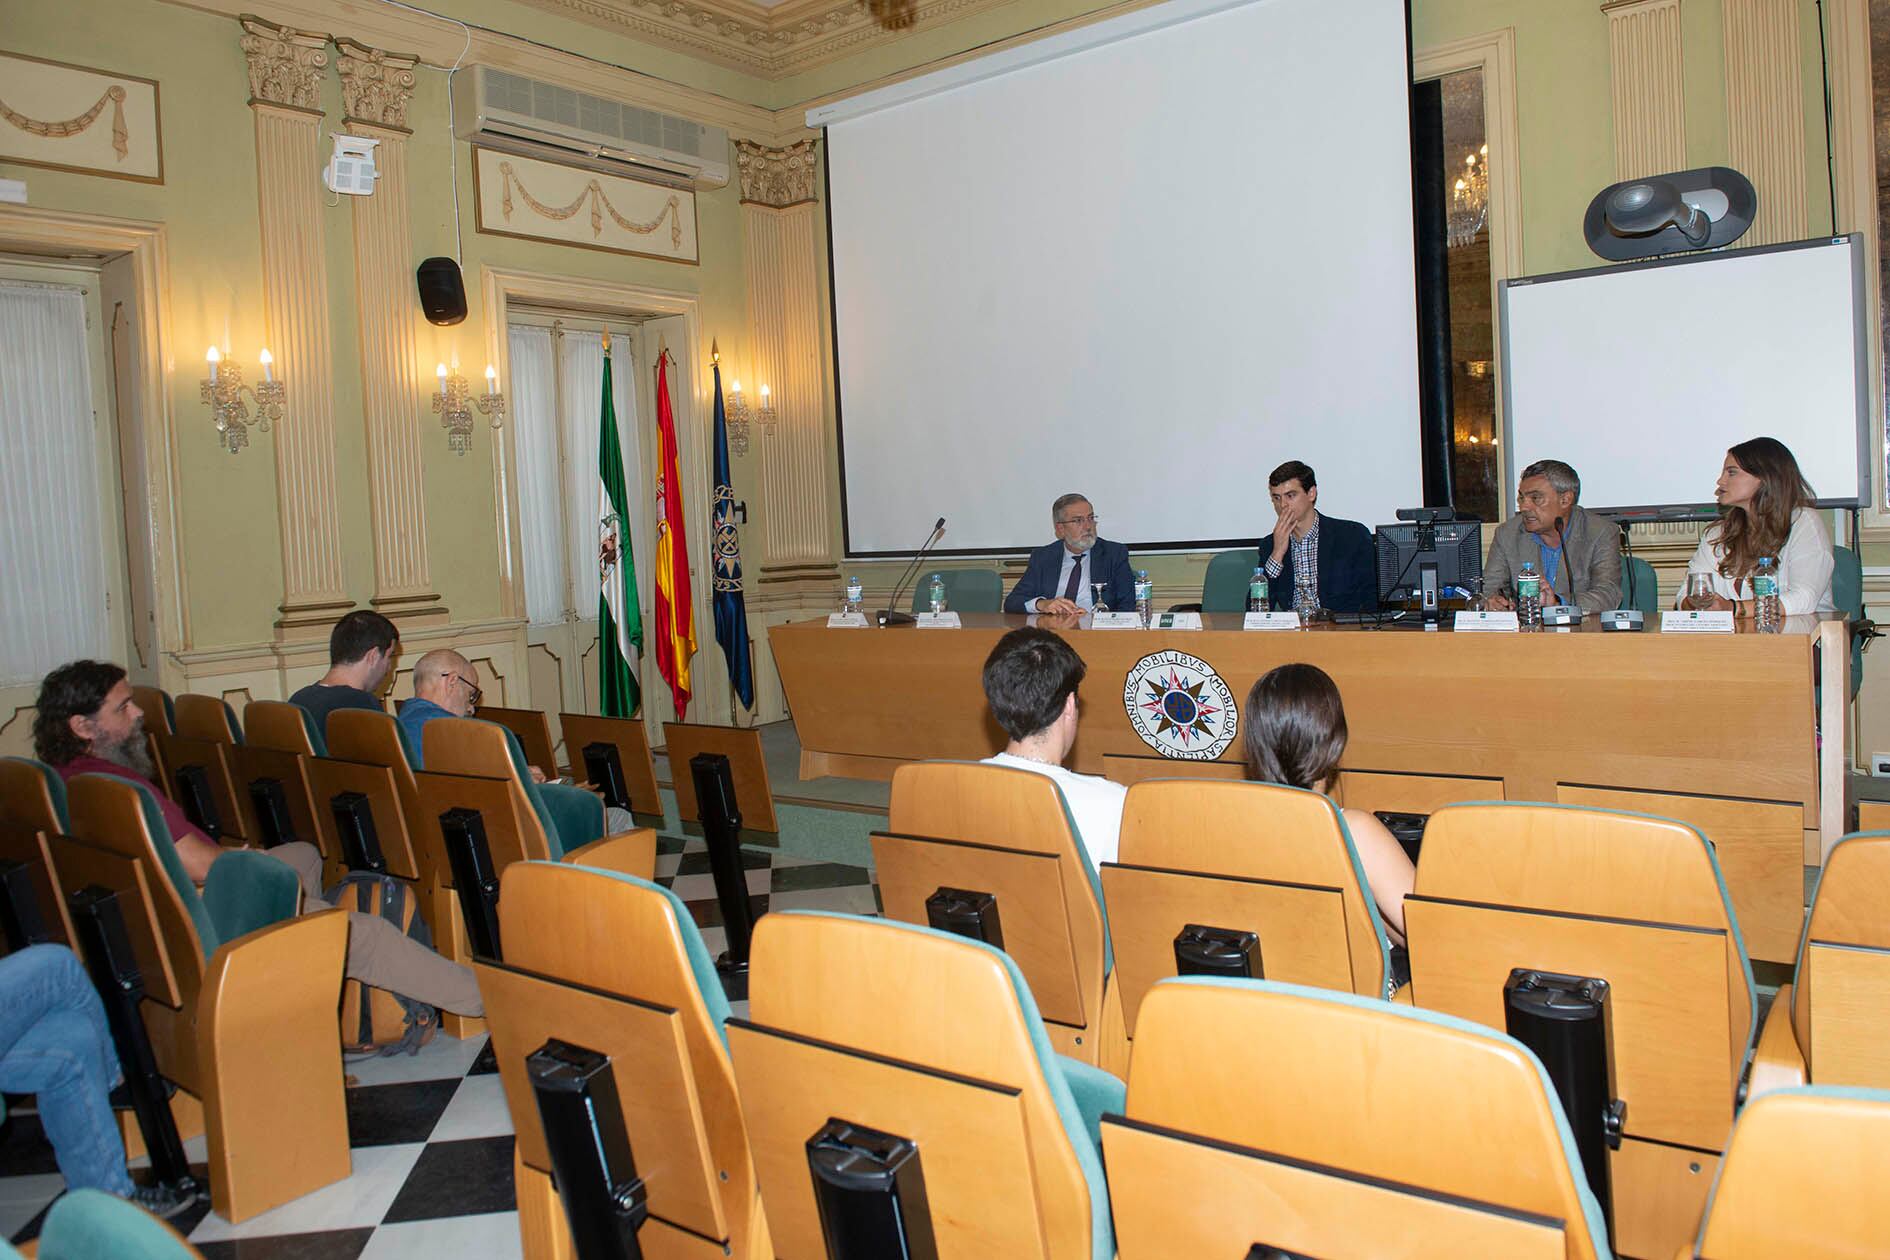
[1405,802,1755,1260]
[476,860,767,1259]
[559,712,666,827]
[877,760,1117,1067]
[729,911,1117,1259]
[26,1188,205,1259]
[1750,831,1890,1097]
[49,773,348,1222]
[1108,978,1608,1259]
[662,721,779,843]
[1101,778,1395,1051]
[1686,1085,1890,1258]
[0,758,77,950]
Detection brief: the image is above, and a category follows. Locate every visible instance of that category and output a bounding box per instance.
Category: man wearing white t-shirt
[979,627,1126,869]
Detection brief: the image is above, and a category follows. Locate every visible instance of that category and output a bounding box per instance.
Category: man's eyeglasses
[1058,514,1099,527]
[445,673,483,705]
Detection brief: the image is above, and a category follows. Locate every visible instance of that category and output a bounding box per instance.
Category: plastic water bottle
[845,574,862,614]
[927,574,946,614]
[1134,569,1153,626]
[1516,562,1542,628]
[1248,567,1269,612]
[1754,556,1781,632]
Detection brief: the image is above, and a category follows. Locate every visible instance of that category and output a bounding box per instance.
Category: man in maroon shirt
[34,660,482,1019]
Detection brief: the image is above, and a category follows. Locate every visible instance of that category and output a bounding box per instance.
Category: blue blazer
[1264,513,1378,614]
[1005,538,1138,613]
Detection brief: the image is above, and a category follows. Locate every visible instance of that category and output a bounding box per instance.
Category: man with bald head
[397,650,548,779]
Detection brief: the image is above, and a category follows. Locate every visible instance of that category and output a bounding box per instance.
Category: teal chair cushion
[535,862,733,1044]
[1622,556,1660,616]
[1835,544,1865,700]
[1158,976,1612,1256]
[201,848,303,943]
[909,569,1004,613]
[286,703,328,757]
[111,774,223,957]
[778,910,1116,1260]
[538,784,606,860]
[3,756,69,830]
[220,698,245,746]
[1202,549,1262,613]
[392,717,420,768]
[38,1188,198,1260]
[1056,1052,1127,1150]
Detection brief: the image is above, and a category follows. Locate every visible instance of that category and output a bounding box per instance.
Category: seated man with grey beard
[34,659,484,1023]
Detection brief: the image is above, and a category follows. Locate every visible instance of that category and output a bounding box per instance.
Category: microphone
[878,517,946,627]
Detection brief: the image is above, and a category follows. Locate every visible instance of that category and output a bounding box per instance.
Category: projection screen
[814,0,1423,556]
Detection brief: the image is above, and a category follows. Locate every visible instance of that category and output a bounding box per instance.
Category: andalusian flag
[652,350,697,717]
[711,362,754,709]
[597,337,642,717]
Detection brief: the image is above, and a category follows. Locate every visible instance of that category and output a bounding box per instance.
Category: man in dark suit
[1004,493,1138,614]
[1261,461,1377,615]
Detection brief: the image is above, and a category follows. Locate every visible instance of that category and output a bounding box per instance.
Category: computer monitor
[1375,520,1483,613]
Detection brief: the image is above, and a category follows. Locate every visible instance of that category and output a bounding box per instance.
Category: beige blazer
[1482,503,1622,613]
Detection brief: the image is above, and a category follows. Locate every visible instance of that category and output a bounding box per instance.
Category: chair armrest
[201,848,301,941]
[1054,1054,1126,1151]
[1745,983,1806,1103]
[563,828,659,881]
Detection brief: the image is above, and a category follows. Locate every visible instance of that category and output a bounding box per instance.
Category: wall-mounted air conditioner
[450,65,730,190]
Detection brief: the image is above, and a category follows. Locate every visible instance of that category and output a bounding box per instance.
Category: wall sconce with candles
[712,343,778,458]
[201,345,285,455]
[433,361,506,456]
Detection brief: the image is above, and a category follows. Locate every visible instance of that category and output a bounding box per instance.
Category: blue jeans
[0,946,133,1195]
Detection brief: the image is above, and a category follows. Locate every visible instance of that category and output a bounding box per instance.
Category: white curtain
[557,331,645,628]
[508,324,563,626]
[0,282,107,685]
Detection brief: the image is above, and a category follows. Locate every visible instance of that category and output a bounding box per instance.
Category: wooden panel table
[770,612,1849,962]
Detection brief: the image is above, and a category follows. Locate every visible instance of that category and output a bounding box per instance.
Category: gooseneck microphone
[878,517,946,627]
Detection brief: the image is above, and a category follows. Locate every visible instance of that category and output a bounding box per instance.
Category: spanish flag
[652,350,697,717]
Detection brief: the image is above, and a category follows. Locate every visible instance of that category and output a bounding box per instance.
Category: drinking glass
[1295,576,1325,622]
[1466,577,1486,612]
[1684,573,1716,610]
[1091,581,1108,613]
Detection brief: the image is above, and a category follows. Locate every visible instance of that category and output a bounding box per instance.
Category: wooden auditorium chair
[0,757,77,950]
[475,860,767,1260]
[48,773,350,1222]
[144,721,251,849]
[1101,778,1398,1052]
[472,703,560,783]
[1749,831,1890,1096]
[661,721,779,844]
[1106,977,1609,1259]
[727,911,1118,1260]
[558,711,666,828]
[1683,1085,1890,1258]
[132,685,177,788]
[875,760,1117,1067]
[235,700,343,885]
[172,693,243,745]
[1404,802,1755,1260]
[299,714,426,892]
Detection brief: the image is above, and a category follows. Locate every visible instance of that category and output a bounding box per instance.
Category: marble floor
[0,835,879,1258]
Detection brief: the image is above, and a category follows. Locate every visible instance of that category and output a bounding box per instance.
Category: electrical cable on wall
[382,0,473,265]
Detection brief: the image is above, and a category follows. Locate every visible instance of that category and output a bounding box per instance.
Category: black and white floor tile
[0,837,877,1258]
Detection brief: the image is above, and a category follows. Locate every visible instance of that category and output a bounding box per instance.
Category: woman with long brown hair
[1242,663,1414,943]
[1681,437,1834,615]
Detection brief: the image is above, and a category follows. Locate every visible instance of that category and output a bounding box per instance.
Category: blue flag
[711,363,754,709]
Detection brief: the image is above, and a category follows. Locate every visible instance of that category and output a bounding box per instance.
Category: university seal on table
[1123,650,1237,760]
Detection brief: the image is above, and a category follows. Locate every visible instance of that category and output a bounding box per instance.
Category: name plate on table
[1244,611,1301,631]
[826,613,869,628]
[1148,611,1202,630]
[1090,612,1147,629]
[914,612,962,628]
[1661,610,1736,634]
[1454,611,1520,632]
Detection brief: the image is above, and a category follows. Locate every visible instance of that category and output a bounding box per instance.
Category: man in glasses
[1003,492,1138,615]
[398,649,545,781]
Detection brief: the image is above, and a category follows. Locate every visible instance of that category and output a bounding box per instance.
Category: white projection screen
[815,0,1422,556]
[1501,235,1869,512]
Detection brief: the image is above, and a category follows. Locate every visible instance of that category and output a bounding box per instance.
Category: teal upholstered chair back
[1621,555,1660,615]
[1,755,70,832]
[1835,543,1865,700]
[36,1189,202,1260]
[909,567,1004,612]
[1202,548,1262,612]
[422,718,603,859]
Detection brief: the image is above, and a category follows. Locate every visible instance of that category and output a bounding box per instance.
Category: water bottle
[1247,567,1269,612]
[927,573,946,614]
[1133,569,1153,625]
[1754,556,1781,632]
[844,574,862,615]
[1516,562,1542,628]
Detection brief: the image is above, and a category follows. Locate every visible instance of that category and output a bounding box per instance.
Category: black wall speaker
[416,257,468,326]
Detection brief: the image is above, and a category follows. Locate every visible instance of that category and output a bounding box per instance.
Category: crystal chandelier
[1448,143,1489,248]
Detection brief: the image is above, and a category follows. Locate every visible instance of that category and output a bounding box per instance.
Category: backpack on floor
[324,872,438,1057]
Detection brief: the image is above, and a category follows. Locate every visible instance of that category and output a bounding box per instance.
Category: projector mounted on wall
[1583,166,1756,261]
[323,134,381,197]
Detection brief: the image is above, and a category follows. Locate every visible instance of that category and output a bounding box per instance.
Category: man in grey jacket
[1484,459,1622,613]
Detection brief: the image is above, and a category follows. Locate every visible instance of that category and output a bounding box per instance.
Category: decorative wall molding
[736,139,819,207]
[1722,0,1808,247]
[239,15,329,110]
[472,147,699,263]
[334,36,419,130]
[1601,0,1687,181]
[0,52,164,183]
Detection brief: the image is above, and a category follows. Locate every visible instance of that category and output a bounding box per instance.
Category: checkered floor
[0,835,879,1258]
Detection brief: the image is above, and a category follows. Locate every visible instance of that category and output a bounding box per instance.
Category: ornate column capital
[239,16,330,111]
[736,139,821,208]
[334,38,420,132]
